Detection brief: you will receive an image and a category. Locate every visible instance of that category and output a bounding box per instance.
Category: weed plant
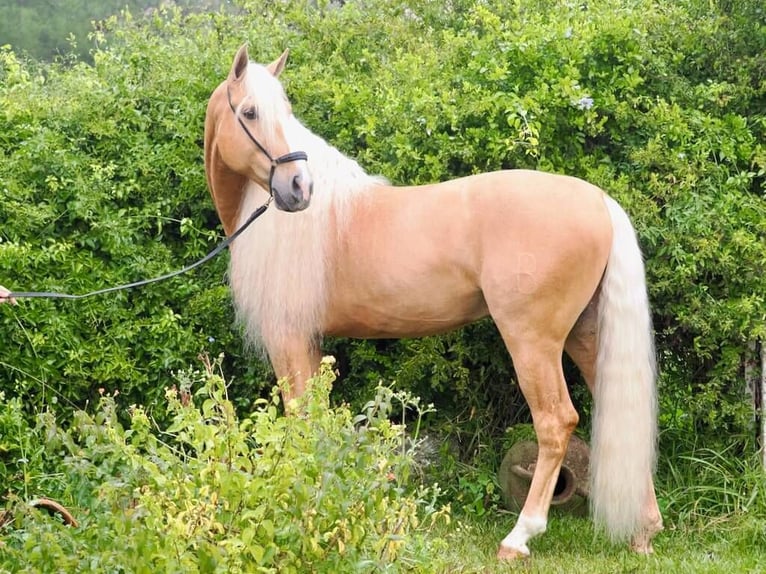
[0,357,449,572]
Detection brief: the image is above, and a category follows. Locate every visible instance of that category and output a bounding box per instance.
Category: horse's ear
[229,43,249,82]
[267,49,289,78]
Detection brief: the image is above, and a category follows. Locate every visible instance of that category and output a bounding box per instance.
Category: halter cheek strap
[226,86,308,195]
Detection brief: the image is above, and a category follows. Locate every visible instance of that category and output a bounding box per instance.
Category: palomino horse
[204,45,662,560]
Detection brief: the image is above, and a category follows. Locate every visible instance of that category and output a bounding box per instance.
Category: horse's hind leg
[496,334,579,559]
[564,298,663,553]
[564,296,600,393]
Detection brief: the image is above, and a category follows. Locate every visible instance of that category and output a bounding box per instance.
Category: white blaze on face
[243,64,312,205]
[242,64,286,143]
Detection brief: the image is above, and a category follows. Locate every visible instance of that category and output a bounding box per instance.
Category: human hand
[0,285,17,305]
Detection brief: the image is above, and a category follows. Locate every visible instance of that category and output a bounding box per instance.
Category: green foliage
[0,393,52,500]
[0,0,764,515]
[0,7,271,418]
[0,358,449,572]
[659,430,766,524]
[288,0,765,441]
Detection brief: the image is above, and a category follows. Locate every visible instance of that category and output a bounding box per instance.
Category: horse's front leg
[267,337,321,410]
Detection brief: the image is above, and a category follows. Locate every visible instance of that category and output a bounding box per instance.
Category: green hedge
[1,0,764,446]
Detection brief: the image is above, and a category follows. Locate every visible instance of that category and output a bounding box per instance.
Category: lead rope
[7,197,271,300]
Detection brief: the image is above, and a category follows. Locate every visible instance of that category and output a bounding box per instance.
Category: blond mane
[228,94,383,356]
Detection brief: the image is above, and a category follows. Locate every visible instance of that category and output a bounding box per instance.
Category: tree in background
[0,0,225,62]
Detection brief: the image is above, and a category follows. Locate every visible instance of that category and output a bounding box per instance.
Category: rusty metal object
[498,435,590,515]
[0,498,78,528]
[29,497,79,527]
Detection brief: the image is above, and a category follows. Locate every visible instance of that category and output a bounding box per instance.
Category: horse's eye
[242,107,258,120]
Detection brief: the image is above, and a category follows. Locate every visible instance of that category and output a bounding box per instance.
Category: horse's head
[207,44,313,224]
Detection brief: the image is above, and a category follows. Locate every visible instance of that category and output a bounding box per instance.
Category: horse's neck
[229,119,377,350]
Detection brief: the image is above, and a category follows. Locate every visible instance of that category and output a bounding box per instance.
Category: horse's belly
[322,287,488,338]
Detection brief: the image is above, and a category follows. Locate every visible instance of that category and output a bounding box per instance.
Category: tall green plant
[0,357,448,572]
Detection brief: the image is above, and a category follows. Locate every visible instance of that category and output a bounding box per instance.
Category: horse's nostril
[292,173,313,203]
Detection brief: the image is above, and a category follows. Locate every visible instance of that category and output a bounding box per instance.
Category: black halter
[227,86,308,196]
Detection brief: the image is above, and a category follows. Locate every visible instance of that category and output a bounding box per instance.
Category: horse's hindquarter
[322,170,612,340]
[475,171,612,341]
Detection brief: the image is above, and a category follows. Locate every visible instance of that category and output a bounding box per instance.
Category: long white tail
[590,196,658,542]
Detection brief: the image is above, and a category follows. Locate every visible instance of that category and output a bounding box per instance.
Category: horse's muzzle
[273,173,313,212]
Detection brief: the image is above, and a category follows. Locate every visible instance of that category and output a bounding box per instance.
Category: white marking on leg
[500,513,548,556]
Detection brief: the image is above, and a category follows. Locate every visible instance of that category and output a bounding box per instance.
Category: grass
[410,428,766,573]
[416,510,766,573]
[3,501,764,572]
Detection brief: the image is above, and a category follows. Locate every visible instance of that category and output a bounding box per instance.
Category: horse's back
[461,170,612,272]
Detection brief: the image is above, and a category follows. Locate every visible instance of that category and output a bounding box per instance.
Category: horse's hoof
[631,520,662,554]
[630,539,654,554]
[496,545,530,561]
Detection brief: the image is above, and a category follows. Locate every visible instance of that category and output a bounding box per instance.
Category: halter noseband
[227,86,308,196]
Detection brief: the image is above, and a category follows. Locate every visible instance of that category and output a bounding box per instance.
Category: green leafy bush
[0,357,448,572]
[0,8,270,418]
[0,393,52,501]
[0,0,764,509]
[287,0,765,443]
